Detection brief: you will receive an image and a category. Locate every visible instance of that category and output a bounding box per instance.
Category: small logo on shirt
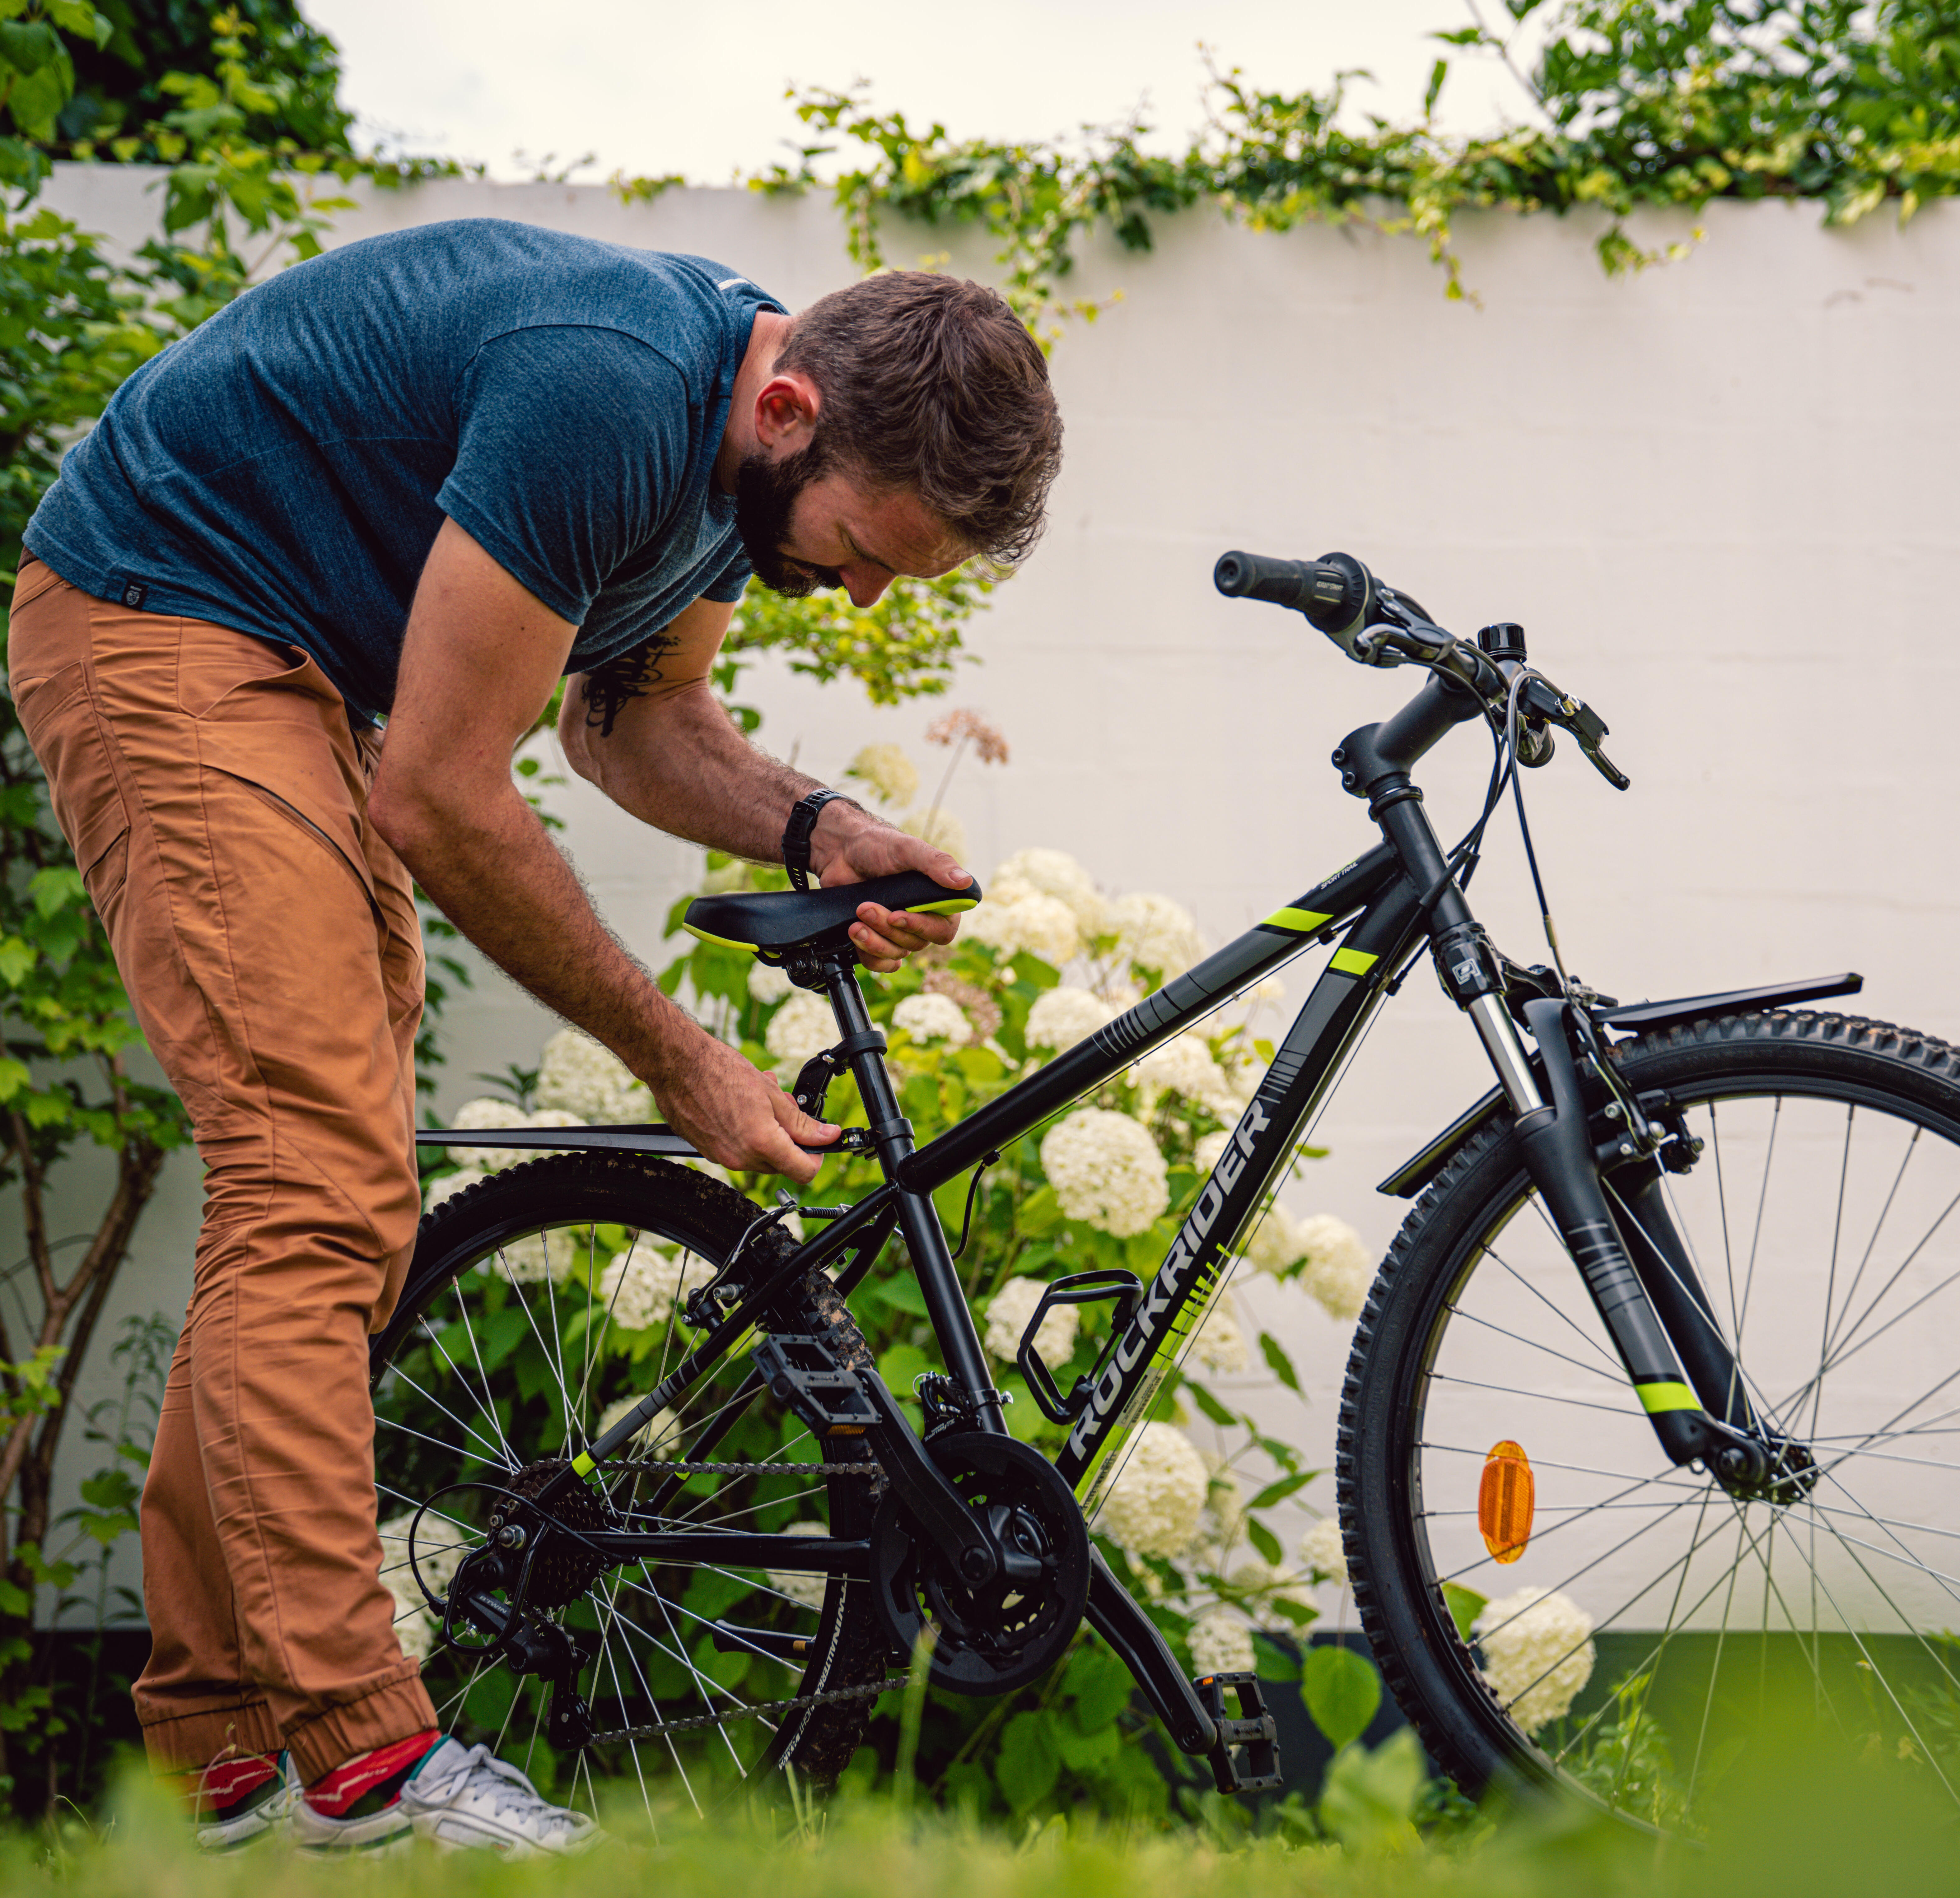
[121,580,148,610]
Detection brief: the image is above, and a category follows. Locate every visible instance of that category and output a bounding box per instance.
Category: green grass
[11,1706,1958,1898]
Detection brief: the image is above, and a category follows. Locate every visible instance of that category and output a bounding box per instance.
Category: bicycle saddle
[682,869,982,960]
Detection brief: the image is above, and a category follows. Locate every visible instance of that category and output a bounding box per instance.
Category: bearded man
[6,219,1061,1852]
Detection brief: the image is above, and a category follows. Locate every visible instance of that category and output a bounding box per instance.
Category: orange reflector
[1478,1439,1534,1565]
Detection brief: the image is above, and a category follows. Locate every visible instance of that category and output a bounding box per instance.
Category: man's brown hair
[774,272,1062,570]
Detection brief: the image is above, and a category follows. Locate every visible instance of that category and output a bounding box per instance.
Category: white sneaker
[398,1738,602,1857]
[193,1754,301,1852]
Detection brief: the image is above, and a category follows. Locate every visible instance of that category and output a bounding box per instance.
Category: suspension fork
[1369,787,1750,1468]
[1511,997,1757,1465]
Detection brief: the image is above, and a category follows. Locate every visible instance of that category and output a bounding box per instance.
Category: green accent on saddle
[1264,906,1332,934]
[1330,946,1379,975]
[682,921,760,954]
[1634,1380,1700,1414]
[570,1450,597,1477]
[906,896,979,917]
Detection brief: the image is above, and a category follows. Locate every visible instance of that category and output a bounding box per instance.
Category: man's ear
[753,370,822,452]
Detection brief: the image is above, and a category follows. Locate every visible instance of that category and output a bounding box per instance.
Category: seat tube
[820,962,1005,1432]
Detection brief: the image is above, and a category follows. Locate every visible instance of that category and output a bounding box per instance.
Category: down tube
[1057,876,1427,1512]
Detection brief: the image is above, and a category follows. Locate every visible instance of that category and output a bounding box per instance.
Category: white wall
[25,165,1960,1607]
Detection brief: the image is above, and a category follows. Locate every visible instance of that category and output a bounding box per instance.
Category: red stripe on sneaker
[186,1752,278,1818]
[304,1730,440,1818]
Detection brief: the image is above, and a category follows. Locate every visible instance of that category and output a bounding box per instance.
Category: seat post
[816,954,1006,1432]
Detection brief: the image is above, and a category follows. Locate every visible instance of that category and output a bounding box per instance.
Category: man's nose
[843,569,894,608]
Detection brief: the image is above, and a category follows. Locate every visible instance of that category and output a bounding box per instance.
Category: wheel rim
[369,1172,876,1827]
[1398,1070,1960,1825]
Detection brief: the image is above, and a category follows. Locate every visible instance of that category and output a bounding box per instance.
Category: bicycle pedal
[1194,1672,1283,1795]
[752,1333,878,1437]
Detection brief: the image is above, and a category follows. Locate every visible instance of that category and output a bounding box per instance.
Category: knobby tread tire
[1335,1008,1960,1813]
[370,1150,889,1791]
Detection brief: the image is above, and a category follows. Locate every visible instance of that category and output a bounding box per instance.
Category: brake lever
[1518,679,1630,790]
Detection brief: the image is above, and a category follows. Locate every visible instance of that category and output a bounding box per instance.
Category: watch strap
[782,788,844,892]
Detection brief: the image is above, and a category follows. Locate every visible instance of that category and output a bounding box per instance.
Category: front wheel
[367,1152,892,1826]
[1340,1011,1960,1827]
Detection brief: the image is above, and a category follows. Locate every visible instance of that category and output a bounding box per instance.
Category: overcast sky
[299,0,1549,185]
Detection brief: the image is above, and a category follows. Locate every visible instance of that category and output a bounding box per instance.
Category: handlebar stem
[1332,670,1486,800]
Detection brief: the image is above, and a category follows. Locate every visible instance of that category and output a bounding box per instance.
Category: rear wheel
[1341,1012,1960,1827]
[367,1153,892,1825]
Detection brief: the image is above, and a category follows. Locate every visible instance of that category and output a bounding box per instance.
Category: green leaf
[1318,1728,1426,1852]
[1424,56,1449,119]
[28,865,84,918]
[0,937,36,985]
[995,1709,1060,1812]
[1062,1639,1133,1729]
[0,18,57,73]
[1247,1469,1313,1511]
[1246,1516,1282,1565]
[1258,1329,1301,1392]
[0,1058,28,1103]
[1442,1582,1487,1644]
[4,38,71,139]
[1301,1642,1381,1752]
[1183,1379,1236,1428]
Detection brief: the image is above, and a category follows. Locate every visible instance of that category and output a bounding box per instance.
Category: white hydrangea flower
[1188,1453,1245,1568]
[599,1238,712,1330]
[1189,1291,1251,1376]
[768,1520,832,1612]
[964,893,1080,967]
[1110,892,1204,979]
[450,1096,532,1172]
[1230,1558,1317,1624]
[892,992,973,1046]
[1475,1587,1597,1735]
[1025,985,1117,1053]
[1298,1215,1373,1320]
[983,1276,1079,1366]
[1040,1109,1170,1237]
[534,1027,651,1123]
[701,858,749,893]
[748,961,795,1005]
[393,1608,438,1664]
[483,1224,579,1286]
[846,742,920,807]
[1245,1205,1307,1275]
[765,991,836,1067]
[1188,1609,1258,1678]
[595,1395,679,1458]
[1299,1516,1349,1587]
[1095,1421,1209,1559]
[898,806,968,862]
[1134,1034,1238,1115]
[992,848,1107,937]
[1220,1049,1267,1109]
[1249,976,1287,1006]
[1191,1130,1233,1174]
[379,1509,472,1663]
[423,1167,487,1215]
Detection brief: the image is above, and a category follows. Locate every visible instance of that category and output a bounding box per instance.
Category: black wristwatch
[782,788,858,891]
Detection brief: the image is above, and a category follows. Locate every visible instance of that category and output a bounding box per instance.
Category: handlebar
[1214,546,1628,791]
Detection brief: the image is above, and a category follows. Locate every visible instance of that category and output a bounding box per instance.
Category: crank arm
[860,1369,1003,1585]
[1516,998,1728,1466]
[1085,1548,1218,1757]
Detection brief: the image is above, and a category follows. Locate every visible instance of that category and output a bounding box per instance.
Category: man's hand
[810,802,975,973]
[656,1032,839,1185]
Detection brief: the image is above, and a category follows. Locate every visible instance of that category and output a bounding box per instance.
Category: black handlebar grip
[1215,549,1373,639]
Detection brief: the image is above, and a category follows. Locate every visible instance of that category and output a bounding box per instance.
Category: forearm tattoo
[580,632,680,739]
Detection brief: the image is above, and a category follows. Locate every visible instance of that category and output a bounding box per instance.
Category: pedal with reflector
[1194,1672,1283,1794]
[751,1334,879,1437]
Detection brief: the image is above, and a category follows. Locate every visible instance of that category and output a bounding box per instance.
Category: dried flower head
[925,707,1010,765]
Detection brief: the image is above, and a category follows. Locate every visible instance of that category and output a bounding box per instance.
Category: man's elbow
[368,770,445,865]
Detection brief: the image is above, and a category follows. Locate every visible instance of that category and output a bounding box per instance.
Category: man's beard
[734,445,841,598]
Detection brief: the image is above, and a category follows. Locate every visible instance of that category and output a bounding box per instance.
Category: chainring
[870,1432,1090,1696]
[497,1458,611,1610]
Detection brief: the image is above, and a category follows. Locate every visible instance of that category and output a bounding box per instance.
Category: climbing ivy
[711,3,1960,321]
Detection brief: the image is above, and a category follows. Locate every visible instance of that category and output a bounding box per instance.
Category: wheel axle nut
[959,1547,994,1582]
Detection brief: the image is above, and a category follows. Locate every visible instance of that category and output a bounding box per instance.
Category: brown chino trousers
[7,560,438,1781]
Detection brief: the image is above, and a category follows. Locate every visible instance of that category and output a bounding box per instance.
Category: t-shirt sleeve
[437,326,693,627]
[700,538,753,605]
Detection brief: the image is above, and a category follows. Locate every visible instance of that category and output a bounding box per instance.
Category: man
[6,218,1061,1852]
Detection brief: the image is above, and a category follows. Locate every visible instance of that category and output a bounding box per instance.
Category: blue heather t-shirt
[25,220,784,723]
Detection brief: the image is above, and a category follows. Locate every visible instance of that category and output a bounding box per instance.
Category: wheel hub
[493,1458,611,1609]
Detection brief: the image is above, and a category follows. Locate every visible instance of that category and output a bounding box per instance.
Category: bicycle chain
[589,1672,910,1746]
[600,1458,884,1477]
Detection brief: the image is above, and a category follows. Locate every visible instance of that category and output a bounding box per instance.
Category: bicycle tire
[367,1151,890,1819]
[1339,1010,1960,1826]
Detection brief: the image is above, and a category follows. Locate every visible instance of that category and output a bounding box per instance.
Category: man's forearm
[388,775,697,1086]
[564,678,839,864]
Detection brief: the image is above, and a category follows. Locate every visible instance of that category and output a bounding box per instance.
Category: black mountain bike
[373,546,1960,1829]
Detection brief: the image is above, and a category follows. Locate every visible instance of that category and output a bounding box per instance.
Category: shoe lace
[444,1745,585,1834]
